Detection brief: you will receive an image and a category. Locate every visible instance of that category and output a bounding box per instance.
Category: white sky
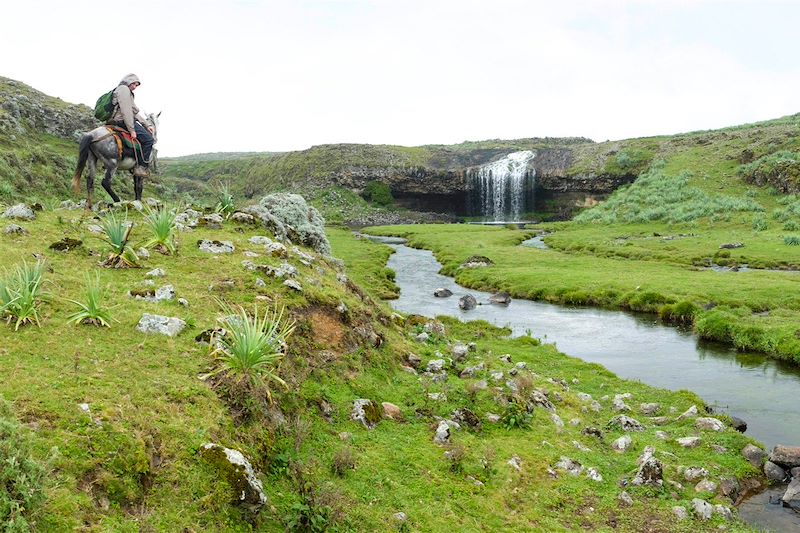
[2,0,799,156]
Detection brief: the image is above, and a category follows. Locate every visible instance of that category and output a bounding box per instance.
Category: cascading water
[467,150,536,221]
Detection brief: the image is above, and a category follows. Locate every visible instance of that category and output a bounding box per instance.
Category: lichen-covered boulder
[2,204,35,220]
[351,399,382,429]
[242,193,331,255]
[200,443,266,513]
[135,314,186,337]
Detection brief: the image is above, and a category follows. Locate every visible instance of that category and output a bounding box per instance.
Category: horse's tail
[72,134,93,195]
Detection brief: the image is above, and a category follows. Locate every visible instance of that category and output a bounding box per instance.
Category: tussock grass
[0,259,47,330]
[142,204,178,255]
[65,273,115,327]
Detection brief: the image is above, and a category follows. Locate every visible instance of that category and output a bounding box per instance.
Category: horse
[71,112,160,207]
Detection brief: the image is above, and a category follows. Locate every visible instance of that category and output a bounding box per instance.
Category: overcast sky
[3,0,799,156]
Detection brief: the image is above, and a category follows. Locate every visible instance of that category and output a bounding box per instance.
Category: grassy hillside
[0,206,762,531]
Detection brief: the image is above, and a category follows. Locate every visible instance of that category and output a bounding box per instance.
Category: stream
[366,236,800,532]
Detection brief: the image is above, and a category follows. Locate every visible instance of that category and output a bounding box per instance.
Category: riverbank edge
[362,226,800,367]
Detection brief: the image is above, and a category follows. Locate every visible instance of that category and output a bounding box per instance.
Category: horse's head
[145,111,161,143]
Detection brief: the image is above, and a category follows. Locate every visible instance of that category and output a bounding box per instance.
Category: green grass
[0,208,761,531]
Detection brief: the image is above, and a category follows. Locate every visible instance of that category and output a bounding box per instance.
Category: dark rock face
[730,416,747,433]
[433,288,453,298]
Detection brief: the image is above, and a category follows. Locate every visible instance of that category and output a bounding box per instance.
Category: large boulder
[783,478,800,511]
[770,445,800,468]
[742,444,767,468]
[242,193,331,255]
[200,443,266,513]
[2,204,35,220]
[458,294,477,310]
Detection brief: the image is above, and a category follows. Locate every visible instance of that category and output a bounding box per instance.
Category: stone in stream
[489,292,511,305]
[458,294,477,310]
[770,445,800,468]
[764,461,788,482]
[433,288,453,298]
[730,415,748,433]
[783,478,800,511]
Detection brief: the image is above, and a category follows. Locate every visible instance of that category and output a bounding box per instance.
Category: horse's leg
[134,175,143,201]
[101,162,121,203]
[86,153,97,209]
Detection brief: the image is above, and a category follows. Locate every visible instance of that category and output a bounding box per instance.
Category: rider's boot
[133,165,149,178]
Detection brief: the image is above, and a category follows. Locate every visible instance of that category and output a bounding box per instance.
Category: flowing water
[367,236,800,531]
[467,151,535,221]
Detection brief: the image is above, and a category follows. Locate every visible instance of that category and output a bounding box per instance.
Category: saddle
[104,126,142,161]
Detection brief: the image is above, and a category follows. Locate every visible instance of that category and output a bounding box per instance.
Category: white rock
[691,498,713,520]
[200,443,266,512]
[612,435,632,453]
[198,239,234,254]
[146,268,166,278]
[672,506,688,521]
[283,279,302,291]
[507,455,522,472]
[695,417,725,432]
[2,204,35,220]
[676,436,701,448]
[677,405,699,420]
[135,314,186,337]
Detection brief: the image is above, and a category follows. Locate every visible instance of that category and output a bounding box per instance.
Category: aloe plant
[0,259,46,330]
[213,182,235,219]
[66,273,115,327]
[207,302,295,401]
[99,211,139,267]
[142,205,178,255]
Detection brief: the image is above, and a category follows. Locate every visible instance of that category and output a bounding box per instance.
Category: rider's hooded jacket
[109,73,147,134]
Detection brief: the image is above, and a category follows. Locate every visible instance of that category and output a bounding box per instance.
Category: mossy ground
[0,205,762,531]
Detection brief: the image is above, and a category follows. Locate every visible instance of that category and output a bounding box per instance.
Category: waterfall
[467,150,536,221]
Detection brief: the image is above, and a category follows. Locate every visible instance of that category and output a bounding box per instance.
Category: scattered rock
[452,408,481,430]
[249,236,273,246]
[631,450,663,486]
[695,479,718,493]
[459,255,494,269]
[458,294,477,311]
[427,393,446,402]
[433,420,457,445]
[555,457,583,476]
[423,320,446,336]
[266,242,288,257]
[676,437,701,448]
[639,403,660,415]
[2,204,35,220]
[137,247,151,260]
[406,352,422,369]
[618,491,633,507]
[381,402,403,421]
[178,297,189,307]
[459,363,484,378]
[676,405,698,420]
[612,435,632,453]
[714,505,733,521]
[612,395,631,412]
[199,213,224,229]
[764,461,788,482]
[426,359,445,373]
[200,443,266,513]
[719,477,740,501]
[351,399,381,429]
[135,314,186,337]
[783,478,800,511]
[198,239,234,254]
[3,224,27,235]
[719,242,744,249]
[230,212,256,224]
[607,415,644,432]
[742,444,767,468]
[146,268,166,278]
[655,431,669,440]
[770,445,800,468]
[283,279,302,291]
[392,512,407,523]
[433,288,453,298]
[695,417,725,432]
[585,467,603,482]
[485,413,500,424]
[691,498,713,520]
[451,343,469,361]
[507,455,522,472]
[672,506,689,521]
[681,467,709,482]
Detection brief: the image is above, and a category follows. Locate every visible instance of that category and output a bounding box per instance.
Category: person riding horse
[107,73,154,178]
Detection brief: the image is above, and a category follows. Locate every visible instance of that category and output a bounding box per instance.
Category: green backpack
[94,89,116,121]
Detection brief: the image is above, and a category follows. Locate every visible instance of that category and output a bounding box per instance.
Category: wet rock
[719,477,740,501]
[677,405,699,420]
[458,294,477,310]
[607,415,644,432]
[764,461,788,482]
[612,435,632,453]
[676,436,701,448]
[639,403,660,415]
[433,288,453,298]
[2,204,35,220]
[489,292,511,305]
[3,224,27,235]
[770,445,800,468]
[200,443,266,513]
[783,478,800,511]
[198,239,234,254]
[695,417,725,432]
[135,314,186,337]
[692,498,713,520]
[742,444,767,468]
[730,415,748,433]
[351,399,381,429]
